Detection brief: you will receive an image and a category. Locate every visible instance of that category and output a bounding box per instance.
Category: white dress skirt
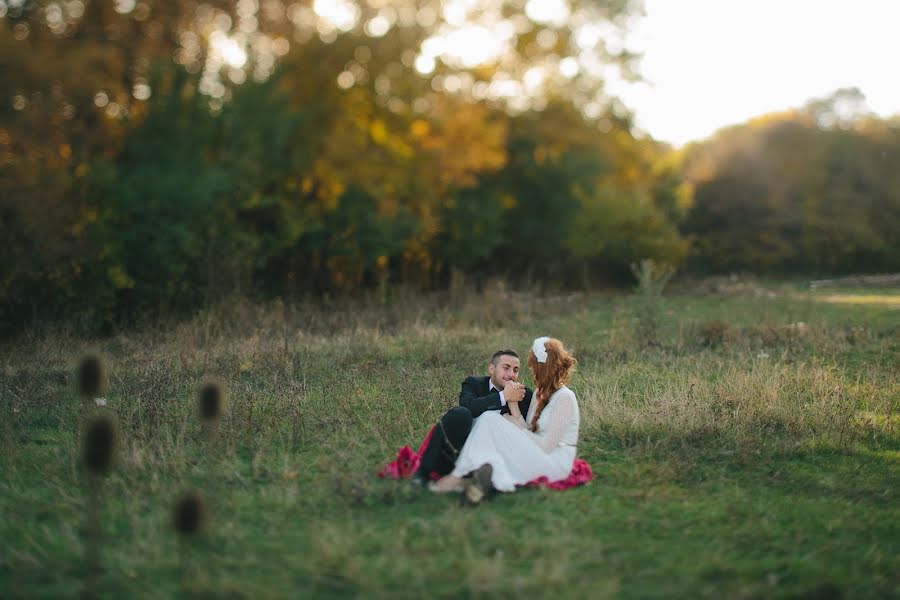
[451,385,580,492]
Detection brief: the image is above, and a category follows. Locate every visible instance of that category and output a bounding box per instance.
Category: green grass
[1,282,898,598]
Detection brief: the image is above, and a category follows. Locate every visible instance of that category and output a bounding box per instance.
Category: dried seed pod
[78,354,107,398]
[198,381,226,422]
[173,491,207,536]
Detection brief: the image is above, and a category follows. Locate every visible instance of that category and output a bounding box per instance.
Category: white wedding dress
[451,386,580,492]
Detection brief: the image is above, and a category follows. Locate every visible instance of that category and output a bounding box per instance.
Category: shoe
[472,463,494,496]
[460,480,484,506]
[409,473,428,488]
[428,479,464,493]
[461,463,493,506]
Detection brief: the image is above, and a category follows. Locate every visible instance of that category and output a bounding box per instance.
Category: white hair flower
[531,336,550,363]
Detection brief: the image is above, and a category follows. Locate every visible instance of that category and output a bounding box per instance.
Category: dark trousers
[416,406,473,478]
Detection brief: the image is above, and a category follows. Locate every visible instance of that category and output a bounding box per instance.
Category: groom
[411,349,534,485]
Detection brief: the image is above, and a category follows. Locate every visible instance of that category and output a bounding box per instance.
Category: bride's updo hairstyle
[527,338,576,432]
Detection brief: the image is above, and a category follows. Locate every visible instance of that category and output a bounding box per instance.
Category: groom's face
[489,355,520,390]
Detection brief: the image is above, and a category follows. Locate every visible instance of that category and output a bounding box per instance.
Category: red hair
[527,338,576,432]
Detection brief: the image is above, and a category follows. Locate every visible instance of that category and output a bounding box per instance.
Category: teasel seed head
[83,414,117,474]
[198,380,226,422]
[77,354,107,398]
[173,491,207,536]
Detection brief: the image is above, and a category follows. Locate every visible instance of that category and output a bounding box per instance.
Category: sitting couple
[414,336,580,504]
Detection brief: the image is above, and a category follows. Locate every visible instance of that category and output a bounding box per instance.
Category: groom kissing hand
[412,349,533,486]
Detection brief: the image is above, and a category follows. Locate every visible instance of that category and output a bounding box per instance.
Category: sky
[612,0,900,146]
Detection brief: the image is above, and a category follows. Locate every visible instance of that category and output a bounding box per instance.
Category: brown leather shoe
[460,463,493,506]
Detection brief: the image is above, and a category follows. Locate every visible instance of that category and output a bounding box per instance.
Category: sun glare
[614,0,900,145]
[313,0,359,32]
[364,14,391,37]
[442,25,507,68]
[210,31,247,68]
[523,66,546,92]
[525,0,569,26]
[559,56,579,78]
[416,21,511,72]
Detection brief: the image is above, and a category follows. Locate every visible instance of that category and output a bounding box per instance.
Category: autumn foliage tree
[16,2,897,333]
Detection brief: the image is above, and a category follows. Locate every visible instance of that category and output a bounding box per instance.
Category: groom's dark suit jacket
[459,376,533,419]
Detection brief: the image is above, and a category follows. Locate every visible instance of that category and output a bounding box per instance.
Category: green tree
[682,94,900,275]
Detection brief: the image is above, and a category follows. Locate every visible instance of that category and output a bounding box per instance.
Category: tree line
[682,89,900,275]
[2,3,898,334]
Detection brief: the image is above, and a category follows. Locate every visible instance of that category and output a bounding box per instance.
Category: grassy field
[2,278,898,599]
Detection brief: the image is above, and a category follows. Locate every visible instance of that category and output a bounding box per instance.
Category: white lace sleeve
[525,389,576,453]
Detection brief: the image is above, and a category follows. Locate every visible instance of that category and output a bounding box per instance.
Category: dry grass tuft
[578,361,872,450]
[743,322,811,346]
[695,320,735,347]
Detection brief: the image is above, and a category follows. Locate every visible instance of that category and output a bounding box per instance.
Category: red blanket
[378,424,593,490]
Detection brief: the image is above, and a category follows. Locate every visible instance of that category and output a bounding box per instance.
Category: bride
[429,336,579,501]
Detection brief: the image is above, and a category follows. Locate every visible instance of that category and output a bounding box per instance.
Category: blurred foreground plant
[81,413,118,599]
[173,490,209,596]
